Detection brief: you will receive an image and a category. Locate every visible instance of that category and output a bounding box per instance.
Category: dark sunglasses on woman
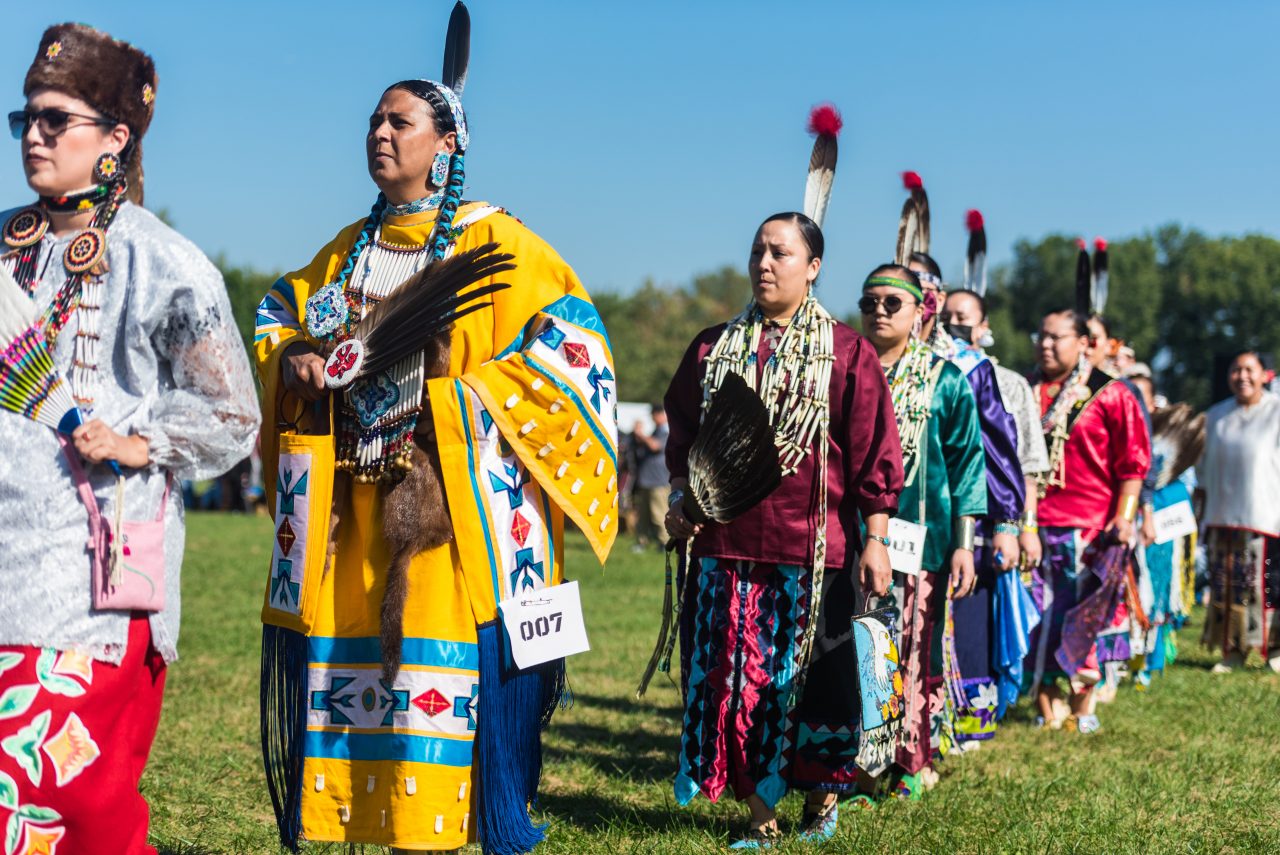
[8,107,116,140]
[858,294,915,316]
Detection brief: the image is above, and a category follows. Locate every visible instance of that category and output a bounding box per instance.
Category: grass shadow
[539,789,732,838]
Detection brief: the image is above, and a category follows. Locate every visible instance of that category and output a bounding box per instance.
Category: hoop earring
[93,152,122,184]
[429,152,451,188]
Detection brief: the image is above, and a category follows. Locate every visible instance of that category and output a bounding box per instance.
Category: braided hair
[387,80,467,260]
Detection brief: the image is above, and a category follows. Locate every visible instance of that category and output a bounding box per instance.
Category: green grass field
[147,513,1280,854]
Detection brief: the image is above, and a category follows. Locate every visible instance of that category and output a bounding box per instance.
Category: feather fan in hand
[322,243,513,388]
[0,264,122,475]
[684,371,782,525]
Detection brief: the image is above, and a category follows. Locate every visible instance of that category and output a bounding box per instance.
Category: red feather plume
[966,209,984,232]
[806,103,843,138]
[901,171,923,190]
[1094,237,1108,252]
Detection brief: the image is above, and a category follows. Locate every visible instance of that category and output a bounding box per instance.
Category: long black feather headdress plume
[1091,237,1109,316]
[684,372,782,524]
[442,1,471,95]
[964,209,988,296]
[321,243,513,388]
[1074,238,1092,318]
[803,104,842,229]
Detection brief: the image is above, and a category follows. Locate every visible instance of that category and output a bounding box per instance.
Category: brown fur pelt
[379,335,454,683]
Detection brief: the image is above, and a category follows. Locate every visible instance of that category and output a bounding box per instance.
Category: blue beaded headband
[420,80,469,151]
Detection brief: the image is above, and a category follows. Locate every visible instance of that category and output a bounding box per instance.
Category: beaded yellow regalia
[255,202,617,850]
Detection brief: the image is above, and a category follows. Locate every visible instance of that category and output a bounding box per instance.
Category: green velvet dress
[898,356,989,572]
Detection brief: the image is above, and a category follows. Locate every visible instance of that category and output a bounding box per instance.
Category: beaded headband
[915,270,943,288]
[419,80,469,151]
[863,275,924,301]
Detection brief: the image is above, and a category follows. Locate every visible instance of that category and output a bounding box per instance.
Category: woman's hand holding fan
[0,261,124,475]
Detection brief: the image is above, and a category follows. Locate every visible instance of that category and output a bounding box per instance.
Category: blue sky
[4,1,1275,316]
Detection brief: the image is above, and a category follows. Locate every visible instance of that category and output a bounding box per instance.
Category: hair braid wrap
[428,152,465,260]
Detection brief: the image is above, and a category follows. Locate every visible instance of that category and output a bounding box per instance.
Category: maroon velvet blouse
[664,320,904,569]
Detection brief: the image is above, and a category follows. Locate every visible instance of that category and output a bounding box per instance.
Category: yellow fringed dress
[254,203,616,850]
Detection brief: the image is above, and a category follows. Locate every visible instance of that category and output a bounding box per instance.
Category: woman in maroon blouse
[663,212,904,846]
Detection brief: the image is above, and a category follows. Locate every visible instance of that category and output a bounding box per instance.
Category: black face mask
[945,323,975,344]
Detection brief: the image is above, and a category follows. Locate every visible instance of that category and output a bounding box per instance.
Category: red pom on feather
[901,171,924,190]
[966,209,984,232]
[1094,237,1108,252]
[807,103,843,138]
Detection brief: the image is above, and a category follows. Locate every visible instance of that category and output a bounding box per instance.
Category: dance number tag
[1153,500,1197,544]
[498,581,591,670]
[886,518,928,576]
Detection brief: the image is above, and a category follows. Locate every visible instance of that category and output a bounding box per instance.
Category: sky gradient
[3,1,1275,316]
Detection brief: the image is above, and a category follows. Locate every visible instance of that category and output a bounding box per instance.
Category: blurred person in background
[1198,351,1280,674]
[632,403,670,550]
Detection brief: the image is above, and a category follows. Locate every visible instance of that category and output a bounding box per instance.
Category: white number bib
[886,518,928,576]
[1153,501,1197,545]
[498,581,591,670]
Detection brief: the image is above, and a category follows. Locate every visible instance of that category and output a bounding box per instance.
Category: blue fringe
[476,621,565,855]
[260,624,308,852]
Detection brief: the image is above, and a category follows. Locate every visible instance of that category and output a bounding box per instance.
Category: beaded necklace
[884,339,943,487]
[384,190,444,218]
[702,295,835,477]
[1034,355,1089,497]
[303,192,476,483]
[701,293,835,697]
[2,180,127,414]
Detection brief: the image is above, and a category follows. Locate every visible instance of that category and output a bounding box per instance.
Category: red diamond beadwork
[275,517,297,555]
[562,343,590,368]
[412,688,450,717]
[511,511,531,546]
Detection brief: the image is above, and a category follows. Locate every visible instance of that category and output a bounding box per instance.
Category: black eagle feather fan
[1075,241,1092,318]
[636,372,781,698]
[442,1,471,96]
[352,243,513,379]
[684,371,782,525]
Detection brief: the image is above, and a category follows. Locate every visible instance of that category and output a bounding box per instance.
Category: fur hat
[24,23,157,203]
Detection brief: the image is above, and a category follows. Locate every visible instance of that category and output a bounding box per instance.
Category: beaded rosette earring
[429,151,451,188]
[93,151,122,184]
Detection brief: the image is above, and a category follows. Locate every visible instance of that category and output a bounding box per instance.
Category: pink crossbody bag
[60,438,168,612]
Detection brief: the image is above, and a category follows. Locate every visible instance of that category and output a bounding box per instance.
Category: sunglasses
[858,295,916,316]
[8,107,116,140]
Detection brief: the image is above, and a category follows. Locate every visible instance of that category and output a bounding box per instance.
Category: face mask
[945,323,974,344]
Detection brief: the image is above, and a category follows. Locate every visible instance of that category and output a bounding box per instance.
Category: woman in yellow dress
[254,5,617,851]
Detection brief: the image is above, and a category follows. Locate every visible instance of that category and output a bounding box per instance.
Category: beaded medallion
[2,208,48,248]
[63,228,107,274]
[304,282,349,338]
[323,338,364,389]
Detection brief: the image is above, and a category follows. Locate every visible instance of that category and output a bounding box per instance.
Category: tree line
[216,224,1280,411]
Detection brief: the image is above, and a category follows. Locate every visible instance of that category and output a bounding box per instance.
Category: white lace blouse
[0,202,260,663]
